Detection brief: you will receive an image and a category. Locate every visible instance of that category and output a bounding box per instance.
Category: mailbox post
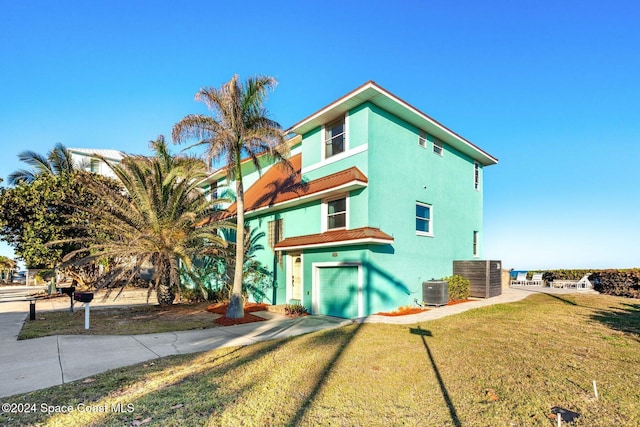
[57,287,76,313]
[73,292,94,329]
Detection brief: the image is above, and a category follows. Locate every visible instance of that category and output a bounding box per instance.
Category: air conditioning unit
[422,281,448,306]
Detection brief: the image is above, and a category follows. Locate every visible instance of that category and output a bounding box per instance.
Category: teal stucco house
[206,81,498,318]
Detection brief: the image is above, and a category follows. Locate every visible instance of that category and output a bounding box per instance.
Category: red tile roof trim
[274,227,394,251]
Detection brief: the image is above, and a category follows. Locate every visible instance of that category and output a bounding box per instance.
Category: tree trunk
[226,163,245,319]
[157,263,175,306]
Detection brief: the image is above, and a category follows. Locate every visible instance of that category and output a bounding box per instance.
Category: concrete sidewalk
[0,286,594,398]
[358,285,596,324]
[0,306,350,398]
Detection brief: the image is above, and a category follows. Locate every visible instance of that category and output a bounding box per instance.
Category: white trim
[287,82,498,166]
[418,130,427,148]
[290,84,372,133]
[244,180,367,219]
[322,113,348,162]
[433,137,444,156]
[275,236,393,252]
[312,262,363,317]
[302,143,368,175]
[416,202,433,237]
[322,193,349,232]
[473,231,480,258]
[286,253,303,302]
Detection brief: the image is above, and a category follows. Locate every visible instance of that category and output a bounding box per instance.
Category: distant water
[510,270,528,279]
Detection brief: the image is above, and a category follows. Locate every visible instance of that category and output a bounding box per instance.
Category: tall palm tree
[172,75,290,318]
[8,143,78,185]
[56,136,231,305]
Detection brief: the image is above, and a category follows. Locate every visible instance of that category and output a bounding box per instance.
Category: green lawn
[18,302,215,339]
[3,293,640,426]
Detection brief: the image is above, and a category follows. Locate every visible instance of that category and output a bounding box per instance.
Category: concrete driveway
[0,297,349,398]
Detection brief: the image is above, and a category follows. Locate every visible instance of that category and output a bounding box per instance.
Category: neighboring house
[68,148,125,179]
[205,81,498,318]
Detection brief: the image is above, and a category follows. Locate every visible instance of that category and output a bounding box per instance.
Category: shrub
[591,269,640,298]
[528,269,640,299]
[444,275,470,301]
[284,303,308,317]
[178,286,209,303]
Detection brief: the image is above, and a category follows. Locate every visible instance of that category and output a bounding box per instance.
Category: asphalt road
[0,286,46,302]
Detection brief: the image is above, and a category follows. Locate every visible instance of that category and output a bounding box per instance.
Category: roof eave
[287,81,498,166]
[244,180,367,218]
[274,237,394,252]
[202,134,303,184]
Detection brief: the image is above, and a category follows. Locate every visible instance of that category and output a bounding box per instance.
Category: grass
[3,293,640,426]
[18,302,215,339]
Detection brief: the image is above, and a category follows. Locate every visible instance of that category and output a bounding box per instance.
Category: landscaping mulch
[207,302,269,326]
[376,299,471,316]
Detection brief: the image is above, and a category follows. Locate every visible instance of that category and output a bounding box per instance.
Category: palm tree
[8,143,78,185]
[56,136,232,305]
[0,256,17,283]
[172,75,290,318]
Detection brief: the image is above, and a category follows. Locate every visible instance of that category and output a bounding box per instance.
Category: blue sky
[1,0,638,270]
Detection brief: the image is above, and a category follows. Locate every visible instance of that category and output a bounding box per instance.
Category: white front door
[287,253,303,302]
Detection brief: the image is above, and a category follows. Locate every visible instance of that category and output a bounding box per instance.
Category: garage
[314,264,361,318]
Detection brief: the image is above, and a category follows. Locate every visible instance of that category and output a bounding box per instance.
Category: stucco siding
[366,103,483,294]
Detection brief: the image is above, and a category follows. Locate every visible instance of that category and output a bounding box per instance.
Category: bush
[284,303,308,317]
[591,269,640,298]
[531,269,640,299]
[443,275,470,301]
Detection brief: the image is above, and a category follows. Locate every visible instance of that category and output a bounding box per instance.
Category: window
[416,202,432,235]
[324,117,345,159]
[327,197,347,230]
[268,219,283,248]
[474,161,480,190]
[433,138,443,156]
[418,130,427,148]
[89,159,100,173]
[210,181,218,200]
[473,231,479,257]
[268,219,284,264]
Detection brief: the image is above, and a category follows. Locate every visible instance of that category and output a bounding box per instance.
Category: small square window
[418,130,427,148]
[433,138,443,156]
[416,202,432,235]
[89,159,100,173]
[325,117,345,159]
[327,197,346,230]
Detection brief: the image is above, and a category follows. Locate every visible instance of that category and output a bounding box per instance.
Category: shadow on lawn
[590,302,640,340]
[286,321,365,425]
[410,326,462,427]
[536,291,579,306]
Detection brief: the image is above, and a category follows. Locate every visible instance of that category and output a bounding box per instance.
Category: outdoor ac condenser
[422,281,448,306]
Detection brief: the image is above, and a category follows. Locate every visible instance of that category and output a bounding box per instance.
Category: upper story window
[210,181,219,200]
[89,159,100,173]
[416,202,432,236]
[474,161,480,190]
[433,138,443,156]
[326,197,347,230]
[418,130,427,148]
[268,218,284,264]
[324,117,345,159]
